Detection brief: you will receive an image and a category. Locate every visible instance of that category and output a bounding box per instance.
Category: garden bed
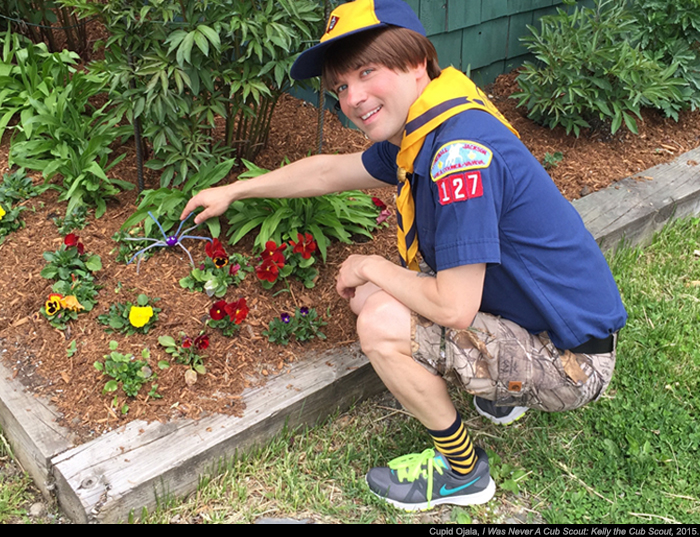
[2,73,700,523]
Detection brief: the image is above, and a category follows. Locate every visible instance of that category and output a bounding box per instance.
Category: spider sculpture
[124,211,212,273]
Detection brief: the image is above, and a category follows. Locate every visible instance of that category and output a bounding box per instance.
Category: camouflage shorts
[411,311,617,412]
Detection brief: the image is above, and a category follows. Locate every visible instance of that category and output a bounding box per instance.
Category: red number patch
[436,171,483,206]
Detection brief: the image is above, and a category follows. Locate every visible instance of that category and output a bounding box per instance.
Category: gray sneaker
[366,446,495,511]
[474,396,528,425]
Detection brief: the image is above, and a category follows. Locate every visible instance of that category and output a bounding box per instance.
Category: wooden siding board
[420,0,447,35]
[507,11,534,59]
[461,17,509,70]
[447,0,480,32]
[480,0,510,22]
[470,60,506,87]
[432,31,463,71]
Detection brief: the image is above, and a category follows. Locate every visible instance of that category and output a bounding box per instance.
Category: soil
[1,66,700,445]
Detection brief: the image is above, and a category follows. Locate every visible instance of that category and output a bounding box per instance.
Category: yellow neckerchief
[395,67,519,271]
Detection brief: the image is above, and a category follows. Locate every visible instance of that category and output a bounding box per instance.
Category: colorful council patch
[430,140,493,182]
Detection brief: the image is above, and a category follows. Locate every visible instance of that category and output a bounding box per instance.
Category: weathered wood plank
[0,358,74,499]
[573,147,700,250]
[51,344,383,523]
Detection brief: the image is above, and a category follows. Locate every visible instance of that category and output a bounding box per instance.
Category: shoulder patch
[430,141,493,182]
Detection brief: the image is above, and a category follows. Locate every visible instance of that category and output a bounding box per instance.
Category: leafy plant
[252,236,319,290]
[63,0,325,186]
[0,168,48,244]
[226,160,382,262]
[40,233,102,282]
[263,307,326,346]
[53,205,89,234]
[542,151,564,170]
[94,341,162,415]
[0,30,132,217]
[630,0,700,110]
[158,333,209,378]
[180,251,251,298]
[97,294,161,335]
[513,0,687,136]
[1,0,88,54]
[121,158,236,239]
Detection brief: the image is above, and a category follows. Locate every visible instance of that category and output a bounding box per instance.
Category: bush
[62,0,325,186]
[513,0,687,136]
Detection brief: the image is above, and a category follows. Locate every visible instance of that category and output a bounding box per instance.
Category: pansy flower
[205,238,228,268]
[288,233,317,260]
[376,208,392,225]
[209,300,228,321]
[45,293,63,316]
[182,336,193,348]
[299,307,309,316]
[194,334,209,351]
[0,205,6,221]
[229,263,241,277]
[256,241,286,283]
[129,305,154,328]
[64,233,85,255]
[225,298,249,325]
[60,295,84,312]
[280,312,291,324]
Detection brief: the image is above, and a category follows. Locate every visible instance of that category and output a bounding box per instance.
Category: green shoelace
[388,448,447,507]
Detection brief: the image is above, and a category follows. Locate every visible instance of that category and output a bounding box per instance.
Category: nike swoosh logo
[440,475,481,496]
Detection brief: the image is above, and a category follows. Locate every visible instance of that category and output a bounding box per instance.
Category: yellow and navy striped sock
[428,412,478,475]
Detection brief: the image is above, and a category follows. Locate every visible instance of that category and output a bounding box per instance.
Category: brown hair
[322,26,441,91]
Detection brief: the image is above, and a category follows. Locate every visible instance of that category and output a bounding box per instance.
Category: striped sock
[428,412,478,475]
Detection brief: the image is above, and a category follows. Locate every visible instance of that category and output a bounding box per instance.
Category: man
[181,0,627,511]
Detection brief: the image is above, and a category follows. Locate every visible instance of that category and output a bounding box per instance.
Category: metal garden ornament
[124,212,212,273]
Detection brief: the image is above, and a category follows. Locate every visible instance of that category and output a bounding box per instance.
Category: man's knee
[355,291,410,358]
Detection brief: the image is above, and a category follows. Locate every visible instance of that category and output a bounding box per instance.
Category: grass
[2,216,700,523]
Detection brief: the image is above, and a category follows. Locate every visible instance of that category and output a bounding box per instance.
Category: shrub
[513,0,687,136]
[63,0,325,186]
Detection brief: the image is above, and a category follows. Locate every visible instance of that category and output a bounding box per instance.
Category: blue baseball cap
[291,0,426,80]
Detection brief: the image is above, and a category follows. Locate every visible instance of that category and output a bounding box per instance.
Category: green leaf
[85,255,102,272]
[158,335,177,348]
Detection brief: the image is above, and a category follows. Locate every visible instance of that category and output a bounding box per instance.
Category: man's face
[333,63,427,146]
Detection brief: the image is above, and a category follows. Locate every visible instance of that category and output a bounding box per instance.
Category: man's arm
[181,152,386,224]
[337,254,485,329]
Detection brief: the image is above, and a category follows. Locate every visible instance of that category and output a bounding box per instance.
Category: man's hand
[180,185,235,225]
[336,254,372,300]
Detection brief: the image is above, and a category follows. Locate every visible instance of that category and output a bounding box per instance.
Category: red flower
[194,334,209,351]
[209,300,227,321]
[229,263,241,277]
[372,197,387,210]
[225,298,249,325]
[288,233,317,260]
[205,238,228,267]
[255,258,281,282]
[64,233,85,254]
[182,336,193,349]
[256,241,285,283]
[261,240,286,261]
[64,233,79,247]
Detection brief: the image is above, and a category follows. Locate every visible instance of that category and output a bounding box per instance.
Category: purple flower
[280,312,291,324]
[300,307,309,316]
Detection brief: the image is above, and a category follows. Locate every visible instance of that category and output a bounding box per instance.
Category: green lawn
[2,216,699,524]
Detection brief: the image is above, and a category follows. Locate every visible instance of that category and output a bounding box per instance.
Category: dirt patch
[1,71,699,444]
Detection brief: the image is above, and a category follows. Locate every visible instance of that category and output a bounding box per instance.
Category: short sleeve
[361,142,399,185]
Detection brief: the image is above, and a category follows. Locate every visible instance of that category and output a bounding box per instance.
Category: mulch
[1,69,699,444]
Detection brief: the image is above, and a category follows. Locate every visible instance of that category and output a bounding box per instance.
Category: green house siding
[293,0,592,127]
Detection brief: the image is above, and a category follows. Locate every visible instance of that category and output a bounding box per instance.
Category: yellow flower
[129,305,154,328]
[60,295,84,312]
[45,293,63,316]
[0,205,6,221]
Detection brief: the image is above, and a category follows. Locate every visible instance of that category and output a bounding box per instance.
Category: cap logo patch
[326,15,339,34]
[431,141,493,182]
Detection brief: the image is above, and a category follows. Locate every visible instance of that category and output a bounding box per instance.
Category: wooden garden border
[1,146,700,523]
